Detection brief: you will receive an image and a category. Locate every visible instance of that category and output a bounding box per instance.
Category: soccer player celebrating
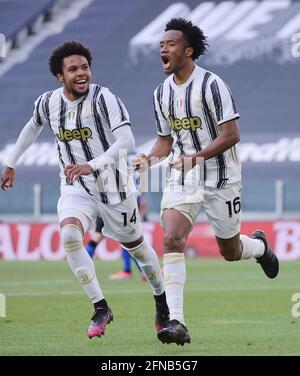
[132,18,279,346]
[1,41,169,339]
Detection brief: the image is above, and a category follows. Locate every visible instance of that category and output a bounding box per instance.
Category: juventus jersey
[33,84,135,204]
[153,65,241,188]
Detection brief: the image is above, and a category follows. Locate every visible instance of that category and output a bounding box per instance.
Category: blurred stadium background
[0,0,300,357]
[0,0,299,261]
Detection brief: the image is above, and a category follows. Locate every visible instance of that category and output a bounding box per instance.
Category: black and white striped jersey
[33,84,135,204]
[153,65,241,188]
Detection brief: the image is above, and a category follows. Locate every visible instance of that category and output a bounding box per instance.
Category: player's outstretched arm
[1,118,44,190]
[132,135,173,171]
[1,167,15,190]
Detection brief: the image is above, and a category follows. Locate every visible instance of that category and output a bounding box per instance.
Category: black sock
[94,298,108,311]
[154,291,168,307]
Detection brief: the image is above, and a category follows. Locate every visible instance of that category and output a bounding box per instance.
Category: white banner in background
[1,138,300,167]
[0,221,300,261]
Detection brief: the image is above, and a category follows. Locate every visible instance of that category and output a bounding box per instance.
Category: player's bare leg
[60,217,112,339]
[216,231,279,278]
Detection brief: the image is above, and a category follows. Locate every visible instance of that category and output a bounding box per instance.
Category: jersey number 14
[121,209,137,227]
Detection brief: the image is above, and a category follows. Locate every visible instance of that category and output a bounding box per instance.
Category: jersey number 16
[225,197,241,218]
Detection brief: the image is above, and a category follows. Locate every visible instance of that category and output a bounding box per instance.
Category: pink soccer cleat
[109,271,133,280]
[87,307,113,339]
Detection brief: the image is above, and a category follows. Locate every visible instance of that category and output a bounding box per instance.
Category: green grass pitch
[0,259,299,355]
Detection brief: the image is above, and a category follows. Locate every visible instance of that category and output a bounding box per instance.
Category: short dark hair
[165,18,208,60]
[49,40,93,76]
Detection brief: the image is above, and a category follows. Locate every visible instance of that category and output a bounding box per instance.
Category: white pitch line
[4,291,83,297]
[0,279,73,286]
[3,284,299,297]
[0,276,297,286]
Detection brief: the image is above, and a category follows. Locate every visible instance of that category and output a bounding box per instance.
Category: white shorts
[57,186,142,243]
[161,182,242,239]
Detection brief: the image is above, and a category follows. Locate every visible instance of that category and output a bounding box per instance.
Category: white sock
[163,252,186,325]
[61,224,104,303]
[126,241,164,296]
[240,234,265,259]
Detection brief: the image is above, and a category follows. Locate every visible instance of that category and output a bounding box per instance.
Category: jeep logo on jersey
[169,116,201,132]
[56,126,92,142]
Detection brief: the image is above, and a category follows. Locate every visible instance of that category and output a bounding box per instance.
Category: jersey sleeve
[97,88,130,132]
[206,75,240,126]
[153,87,170,136]
[32,93,48,126]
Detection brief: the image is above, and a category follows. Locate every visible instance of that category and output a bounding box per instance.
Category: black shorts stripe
[95,216,104,232]
[116,168,127,201]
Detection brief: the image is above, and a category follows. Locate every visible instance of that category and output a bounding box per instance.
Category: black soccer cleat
[87,306,113,339]
[253,230,279,279]
[157,319,191,346]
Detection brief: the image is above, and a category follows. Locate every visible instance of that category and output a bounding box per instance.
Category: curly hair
[49,40,93,76]
[165,18,208,60]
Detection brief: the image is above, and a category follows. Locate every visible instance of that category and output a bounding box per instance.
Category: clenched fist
[131,154,149,172]
[64,164,93,183]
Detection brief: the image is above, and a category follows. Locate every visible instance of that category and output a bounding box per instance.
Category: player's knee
[125,241,146,261]
[163,232,185,252]
[74,267,94,284]
[61,224,83,252]
[220,248,240,261]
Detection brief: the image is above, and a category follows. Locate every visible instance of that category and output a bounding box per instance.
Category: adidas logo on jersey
[56,126,92,142]
[169,116,202,132]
